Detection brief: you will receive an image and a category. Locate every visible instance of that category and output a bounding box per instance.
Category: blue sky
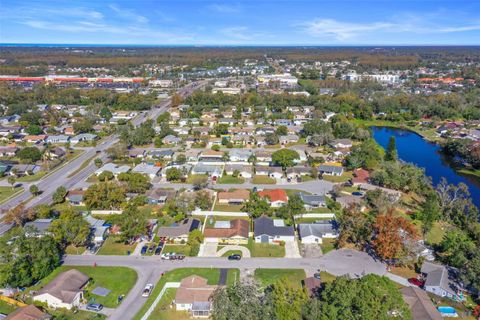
[1,0,479,45]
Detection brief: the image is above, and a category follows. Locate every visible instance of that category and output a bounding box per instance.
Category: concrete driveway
[284,241,301,258]
[216,245,251,258]
[198,242,218,257]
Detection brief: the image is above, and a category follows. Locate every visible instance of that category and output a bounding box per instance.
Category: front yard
[29,266,137,308]
[245,239,285,257]
[320,238,336,254]
[217,175,245,184]
[134,268,240,320]
[97,236,136,255]
[162,244,192,256]
[322,171,353,183]
[254,268,306,288]
[0,186,23,204]
[252,175,276,184]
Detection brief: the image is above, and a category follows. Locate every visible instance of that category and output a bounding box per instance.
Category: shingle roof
[35,269,89,304]
[254,216,294,237]
[175,275,217,305]
[401,286,442,320]
[157,218,200,238]
[204,219,249,238]
[5,305,51,320]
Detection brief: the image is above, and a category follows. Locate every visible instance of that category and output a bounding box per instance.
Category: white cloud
[208,4,242,13]
[300,19,394,40]
[109,4,149,23]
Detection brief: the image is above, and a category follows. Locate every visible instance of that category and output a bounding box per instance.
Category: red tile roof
[258,189,288,203]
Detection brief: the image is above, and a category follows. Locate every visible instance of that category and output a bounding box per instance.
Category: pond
[371,126,480,209]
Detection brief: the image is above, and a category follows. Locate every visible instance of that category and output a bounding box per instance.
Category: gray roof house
[254,216,295,243]
[157,218,201,242]
[146,188,176,204]
[192,164,223,177]
[84,215,108,243]
[132,163,161,179]
[421,262,464,301]
[401,286,442,320]
[70,133,97,144]
[95,163,131,177]
[24,219,53,237]
[148,149,174,159]
[298,221,338,244]
[162,135,182,145]
[318,165,344,176]
[298,193,326,208]
[45,135,70,144]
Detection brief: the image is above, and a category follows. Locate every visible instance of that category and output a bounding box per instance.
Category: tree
[29,184,40,196]
[35,204,53,218]
[192,175,208,190]
[94,158,103,168]
[346,139,383,170]
[265,133,279,145]
[242,192,271,218]
[49,205,91,247]
[118,172,151,193]
[212,144,221,151]
[417,191,440,236]
[84,182,126,210]
[276,125,288,136]
[187,229,204,256]
[107,143,128,160]
[373,210,419,262]
[194,190,213,210]
[0,233,61,288]
[26,124,43,135]
[385,136,398,161]
[337,205,371,247]
[99,106,112,121]
[176,154,187,164]
[16,147,43,163]
[171,93,183,107]
[272,149,299,170]
[52,186,67,204]
[117,205,147,243]
[98,170,114,182]
[4,202,34,226]
[7,176,15,190]
[266,279,308,320]
[166,167,181,181]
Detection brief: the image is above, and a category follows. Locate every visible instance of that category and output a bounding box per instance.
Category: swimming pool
[438,306,458,317]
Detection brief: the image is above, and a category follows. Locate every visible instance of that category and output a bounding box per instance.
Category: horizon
[1,0,480,46]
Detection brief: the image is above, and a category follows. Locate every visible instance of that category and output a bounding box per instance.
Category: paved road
[0,81,206,216]
[63,248,389,320]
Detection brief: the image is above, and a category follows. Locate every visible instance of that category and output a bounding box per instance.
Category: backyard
[29,266,137,308]
[134,268,240,320]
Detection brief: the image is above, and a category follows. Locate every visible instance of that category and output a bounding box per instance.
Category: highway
[0,81,206,216]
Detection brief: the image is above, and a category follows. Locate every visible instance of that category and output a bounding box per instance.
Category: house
[84,215,108,243]
[421,262,464,301]
[254,216,295,243]
[191,164,223,179]
[63,127,75,135]
[95,163,130,177]
[33,269,89,310]
[255,150,273,164]
[145,188,176,205]
[203,219,249,244]
[4,305,51,320]
[279,134,299,145]
[174,275,217,317]
[330,139,353,149]
[132,163,161,179]
[351,168,370,185]
[66,189,85,206]
[45,135,70,144]
[148,149,174,160]
[10,164,40,177]
[128,149,146,159]
[298,221,338,244]
[70,133,97,145]
[45,147,66,159]
[258,189,288,207]
[298,193,326,209]
[401,286,442,320]
[157,218,201,242]
[267,166,284,179]
[162,135,182,145]
[224,164,253,178]
[217,189,250,205]
[199,150,224,162]
[318,165,344,176]
[303,277,321,297]
[228,149,252,163]
[0,146,17,157]
[286,166,312,180]
[24,135,47,144]
[24,219,53,237]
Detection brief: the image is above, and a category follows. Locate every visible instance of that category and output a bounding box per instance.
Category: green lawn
[425,221,450,245]
[29,266,137,308]
[147,288,190,320]
[320,238,336,254]
[51,310,106,320]
[254,268,306,288]
[134,268,240,320]
[221,250,243,257]
[319,272,337,283]
[0,186,23,204]
[212,203,245,212]
[97,236,136,255]
[252,175,276,184]
[0,300,17,315]
[246,239,285,257]
[162,244,192,256]
[16,171,47,182]
[65,245,86,255]
[285,189,311,197]
[217,175,245,184]
[186,174,208,184]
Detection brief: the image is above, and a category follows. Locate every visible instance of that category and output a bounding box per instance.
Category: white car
[161,252,175,260]
[142,284,154,297]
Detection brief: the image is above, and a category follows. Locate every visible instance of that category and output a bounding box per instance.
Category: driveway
[318,249,386,278]
[284,241,301,258]
[216,245,251,258]
[300,243,323,258]
[198,242,218,257]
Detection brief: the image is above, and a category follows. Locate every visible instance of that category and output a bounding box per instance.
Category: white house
[298,221,338,244]
[254,216,295,243]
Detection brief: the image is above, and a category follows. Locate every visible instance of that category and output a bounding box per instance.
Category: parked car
[154,246,162,255]
[161,252,175,260]
[313,273,321,280]
[408,278,425,287]
[142,284,154,297]
[352,191,364,196]
[140,245,148,255]
[86,303,103,312]
[148,244,156,252]
[228,254,241,260]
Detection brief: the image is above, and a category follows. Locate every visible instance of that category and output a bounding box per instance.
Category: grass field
[186,174,208,184]
[212,203,245,212]
[319,271,337,283]
[16,170,47,182]
[322,171,353,183]
[425,221,450,245]
[146,288,190,320]
[65,245,86,255]
[162,244,192,256]
[320,238,336,254]
[245,239,285,257]
[0,300,16,315]
[97,236,136,255]
[254,268,306,288]
[390,266,418,279]
[252,175,276,184]
[0,186,23,204]
[221,250,243,257]
[134,268,240,320]
[51,310,107,320]
[217,175,245,184]
[29,266,137,308]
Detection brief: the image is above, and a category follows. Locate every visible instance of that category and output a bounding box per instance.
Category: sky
[1,0,479,45]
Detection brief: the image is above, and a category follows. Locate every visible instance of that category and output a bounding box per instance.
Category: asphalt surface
[63,248,388,320]
[0,81,206,216]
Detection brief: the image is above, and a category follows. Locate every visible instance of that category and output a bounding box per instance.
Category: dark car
[154,246,162,255]
[148,244,156,252]
[228,254,242,260]
[140,245,148,255]
[313,273,321,280]
[352,191,364,196]
[408,278,425,287]
[86,303,103,312]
